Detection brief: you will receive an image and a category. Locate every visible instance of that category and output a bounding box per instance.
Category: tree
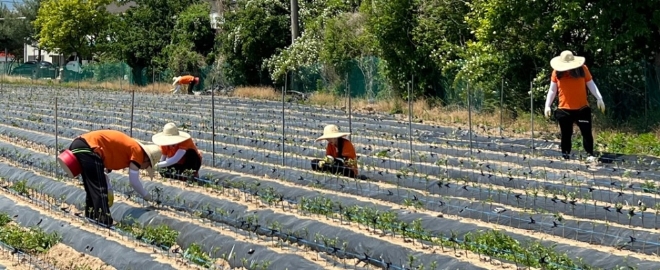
[170,2,215,56]
[33,0,115,59]
[163,2,216,75]
[109,0,201,85]
[218,0,291,86]
[361,0,442,99]
[0,0,42,62]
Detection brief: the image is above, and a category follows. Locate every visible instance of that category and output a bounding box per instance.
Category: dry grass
[231,86,280,100]
[0,75,172,94]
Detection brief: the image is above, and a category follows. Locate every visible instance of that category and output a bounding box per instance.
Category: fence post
[281,86,285,167]
[408,75,414,164]
[130,88,135,137]
[467,82,473,155]
[211,80,216,166]
[54,96,58,177]
[348,79,352,137]
[500,78,504,137]
[530,80,534,156]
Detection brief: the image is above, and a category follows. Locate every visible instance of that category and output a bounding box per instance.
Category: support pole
[408,76,414,163]
[282,75,286,167]
[129,89,135,137]
[54,96,58,177]
[500,78,504,137]
[530,81,534,156]
[348,80,352,138]
[467,82,473,155]
[211,84,216,166]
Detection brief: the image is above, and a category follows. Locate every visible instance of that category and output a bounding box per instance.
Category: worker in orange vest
[171,75,200,95]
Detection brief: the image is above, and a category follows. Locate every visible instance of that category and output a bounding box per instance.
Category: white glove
[544,107,552,118]
[596,99,605,113]
[325,155,334,162]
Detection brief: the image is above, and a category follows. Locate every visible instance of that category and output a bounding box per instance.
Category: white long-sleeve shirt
[545,80,603,109]
[157,149,186,167]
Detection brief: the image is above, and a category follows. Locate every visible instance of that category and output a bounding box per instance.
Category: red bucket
[57,149,82,178]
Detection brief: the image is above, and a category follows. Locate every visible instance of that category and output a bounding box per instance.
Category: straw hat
[134,140,162,177]
[151,123,191,146]
[315,124,350,141]
[550,50,585,72]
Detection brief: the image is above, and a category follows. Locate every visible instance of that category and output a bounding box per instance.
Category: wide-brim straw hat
[152,122,192,146]
[550,50,585,72]
[134,140,162,178]
[315,124,350,141]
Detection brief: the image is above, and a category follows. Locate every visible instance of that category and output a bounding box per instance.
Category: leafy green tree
[33,0,115,59]
[163,2,215,76]
[361,0,442,99]
[170,2,215,56]
[218,0,290,86]
[109,0,201,85]
[0,0,42,62]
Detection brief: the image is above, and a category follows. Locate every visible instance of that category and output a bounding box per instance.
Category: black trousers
[554,106,594,157]
[69,139,113,227]
[311,159,356,178]
[187,79,197,95]
[159,149,202,180]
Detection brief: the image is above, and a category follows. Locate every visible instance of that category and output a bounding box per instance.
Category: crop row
[5,92,658,177]
[3,116,660,234]
[0,151,482,270]
[8,102,660,199]
[0,135,654,269]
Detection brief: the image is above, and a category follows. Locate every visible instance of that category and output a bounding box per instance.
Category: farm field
[0,84,659,269]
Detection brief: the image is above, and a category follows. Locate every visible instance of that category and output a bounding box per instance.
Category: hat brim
[315,132,351,142]
[550,56,585,72]
[135,141,162,178]
[151,130,191,146]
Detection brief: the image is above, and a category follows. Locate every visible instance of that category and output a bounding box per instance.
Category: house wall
[23,43,66,65]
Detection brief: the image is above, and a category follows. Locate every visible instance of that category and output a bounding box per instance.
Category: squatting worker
[544,50,606,162]
[311,124,358,178]
[152,123,203,180]
[171,75,200,95]
[60,130,161,227]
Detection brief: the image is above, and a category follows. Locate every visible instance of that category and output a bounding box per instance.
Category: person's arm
[544,82,558,109]
[545,70,559,109]
[128,162,148,197]
[586,81,603,100]
[157,149,186,167]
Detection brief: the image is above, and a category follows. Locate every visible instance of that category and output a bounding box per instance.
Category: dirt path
[0,184,217,270]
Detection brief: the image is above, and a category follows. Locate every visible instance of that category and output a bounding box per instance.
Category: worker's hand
[544,107,552,118]
[318,160,326,167]
[597,99,605,113]
[335,157,345,165]
[143,193,153,202]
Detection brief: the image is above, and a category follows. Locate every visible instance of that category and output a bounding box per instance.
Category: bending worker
[171,75,200,95]
[544,50,606,162]
[57,130,161,227]
[311,124,358,178]
[152,123,202,180]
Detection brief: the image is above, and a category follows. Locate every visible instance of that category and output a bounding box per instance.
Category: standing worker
[544,50,606,162]
[57,130,162,227]
[311,124,359,178]
[152,123,203,180]
[171,75,200,95]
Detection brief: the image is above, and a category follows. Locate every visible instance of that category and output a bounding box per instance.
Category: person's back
[80,130,145,170]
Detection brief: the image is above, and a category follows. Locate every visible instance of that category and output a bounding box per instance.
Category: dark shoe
[562,154,570,160]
